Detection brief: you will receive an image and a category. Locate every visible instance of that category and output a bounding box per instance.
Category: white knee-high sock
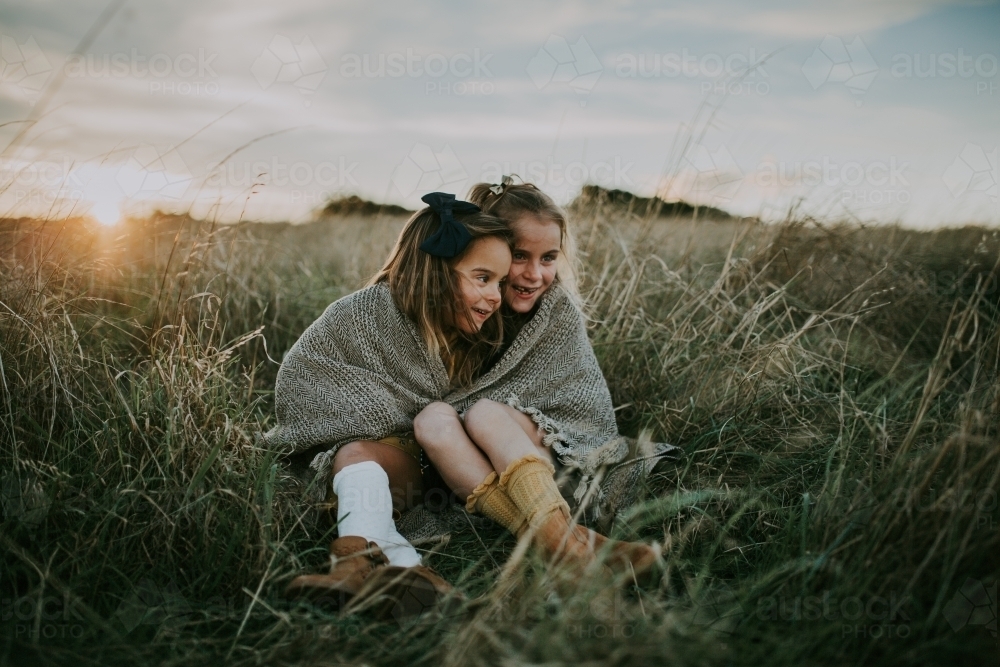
[331,460,421,567]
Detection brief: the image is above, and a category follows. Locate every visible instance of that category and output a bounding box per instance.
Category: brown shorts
[375,433,453,505]
[375,432,421,462]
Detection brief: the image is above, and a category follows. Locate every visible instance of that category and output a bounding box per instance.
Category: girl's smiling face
[505,214,561,313]
[452,236,512,334]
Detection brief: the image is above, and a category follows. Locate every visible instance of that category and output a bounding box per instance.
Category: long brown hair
[368,206,513,386]
[467,178,579,296]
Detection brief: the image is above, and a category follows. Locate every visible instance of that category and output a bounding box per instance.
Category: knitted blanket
[264,281,678,523]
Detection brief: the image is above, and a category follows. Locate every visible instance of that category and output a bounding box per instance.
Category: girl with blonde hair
[414,177,678,575]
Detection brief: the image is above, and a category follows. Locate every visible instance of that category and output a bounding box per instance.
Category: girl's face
[452,236,512,334]
[505,214,561,313]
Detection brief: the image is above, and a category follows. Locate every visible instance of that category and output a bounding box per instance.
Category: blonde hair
[466,178,579,296]
[368,206,513,386]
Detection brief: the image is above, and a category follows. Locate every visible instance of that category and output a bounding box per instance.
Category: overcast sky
[1,0,998,226]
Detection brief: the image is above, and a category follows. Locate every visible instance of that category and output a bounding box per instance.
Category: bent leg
[491,401,551,459]
[333,440,424,512]
[463,399,554,473]
[413,402,494,499]
[332,441,423,567]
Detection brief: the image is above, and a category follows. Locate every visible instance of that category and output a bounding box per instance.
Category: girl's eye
[512,252,526,261]
[542,255,556,262]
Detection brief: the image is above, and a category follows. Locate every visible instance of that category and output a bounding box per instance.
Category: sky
[0,0,998,227]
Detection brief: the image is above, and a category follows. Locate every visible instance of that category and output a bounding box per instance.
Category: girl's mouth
[471,306,491,319]
[512,285,539,298]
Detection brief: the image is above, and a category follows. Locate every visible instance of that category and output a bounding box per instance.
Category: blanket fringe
[506,395,621,519]
[505,396,579,463]
[307,450,334,502]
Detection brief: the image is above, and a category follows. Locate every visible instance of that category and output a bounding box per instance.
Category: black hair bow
[419,192,481,258]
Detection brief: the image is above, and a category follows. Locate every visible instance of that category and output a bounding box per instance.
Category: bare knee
[332,440,382,475]
[413,402,461,451]
[465,398,504,420]
[463,399,508,441]
[465,399,546,454]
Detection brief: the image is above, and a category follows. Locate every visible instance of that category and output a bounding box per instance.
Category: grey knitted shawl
[264,281,678,522]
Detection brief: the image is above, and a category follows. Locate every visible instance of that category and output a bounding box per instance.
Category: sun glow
[89,195,123,227]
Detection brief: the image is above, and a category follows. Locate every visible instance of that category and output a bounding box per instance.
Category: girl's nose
[486,283,502,304]
[523,261,541,280]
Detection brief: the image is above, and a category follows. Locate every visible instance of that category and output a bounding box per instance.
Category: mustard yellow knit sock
[466,472,527,536]
[496,455,569,532]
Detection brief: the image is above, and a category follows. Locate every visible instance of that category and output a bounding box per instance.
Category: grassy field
[1,189,998,666]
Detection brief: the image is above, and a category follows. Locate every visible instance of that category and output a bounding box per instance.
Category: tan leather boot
[354,564,460,621]
[611,541,661,583]
[284,535,388,605]
[498,456,662,580]
[498,455,600,569]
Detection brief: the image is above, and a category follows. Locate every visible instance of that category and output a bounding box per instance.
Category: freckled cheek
[539,266,557,289]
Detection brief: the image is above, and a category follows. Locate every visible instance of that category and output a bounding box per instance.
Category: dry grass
[1,197,998,666]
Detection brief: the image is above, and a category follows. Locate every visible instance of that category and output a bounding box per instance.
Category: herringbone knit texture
[265,282,679,521]
[466,472,526,536]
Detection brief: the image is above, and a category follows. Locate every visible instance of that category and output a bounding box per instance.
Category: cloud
[0,0,996,226]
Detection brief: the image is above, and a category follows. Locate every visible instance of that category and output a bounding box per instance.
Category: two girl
[270,184,674,608]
